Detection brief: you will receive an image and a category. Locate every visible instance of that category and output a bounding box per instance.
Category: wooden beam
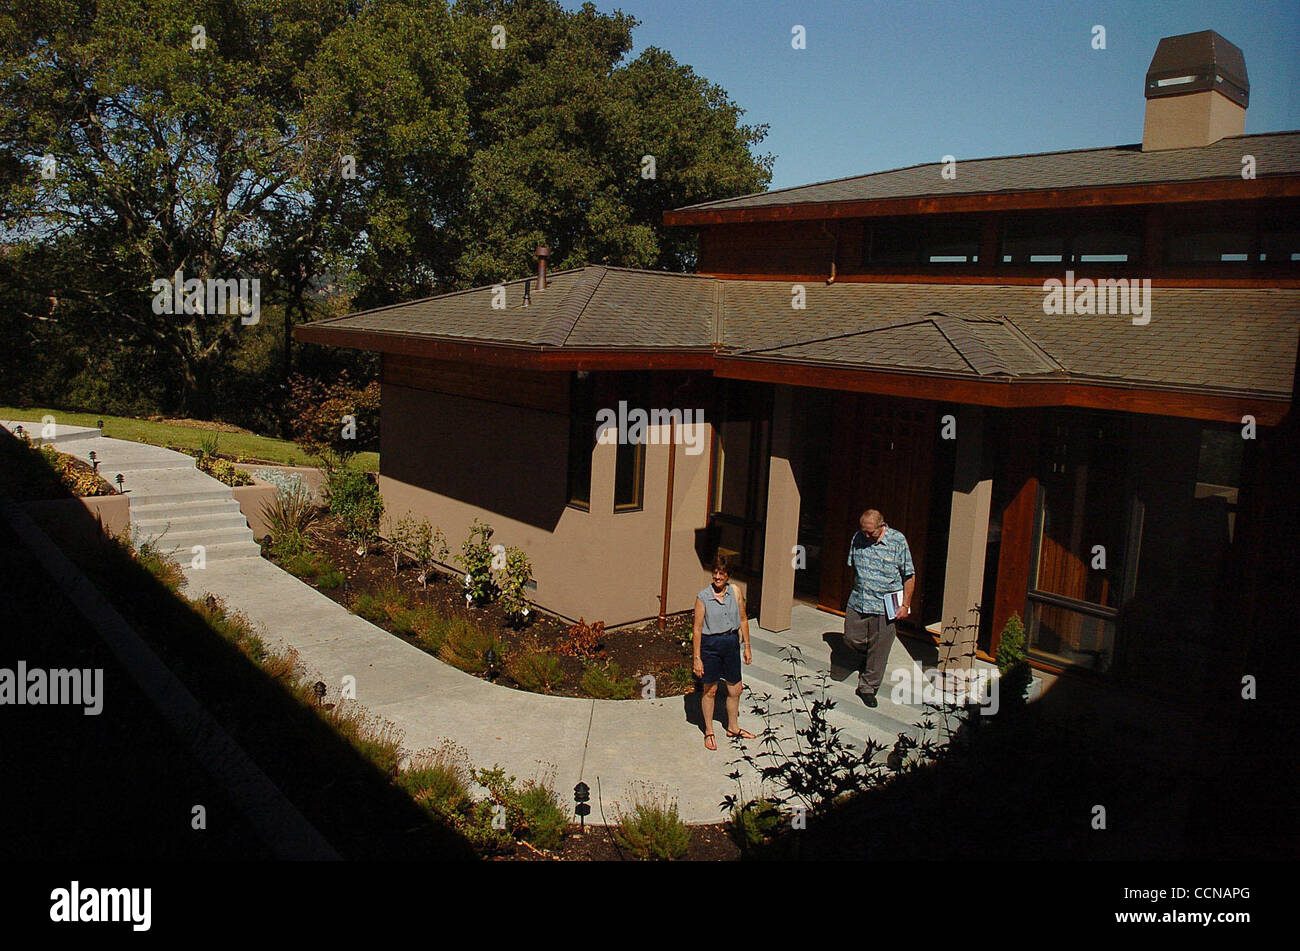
[696,270,1300,289]
[713,357,1289,425]
[664,175,1300,226]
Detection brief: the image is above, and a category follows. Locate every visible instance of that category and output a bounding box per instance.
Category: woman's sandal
[726,728,757,740]
[704,732,717,751]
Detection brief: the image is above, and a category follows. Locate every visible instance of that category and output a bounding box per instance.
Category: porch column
[759,385,800,633]
[939,406,993,670]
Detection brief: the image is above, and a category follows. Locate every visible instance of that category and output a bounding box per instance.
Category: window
[613,440,645,512]
[566,372,595,509]
[1000,211,1141,265]
[1025,411,1133,672]
[1164,202,1300,264]
[863,216,981,266]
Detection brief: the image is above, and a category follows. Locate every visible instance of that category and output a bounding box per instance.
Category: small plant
[723,646,890,819]
[398,741,473,819]
[321,699,405,777]
[408,518,449,587]
[506,643,565,694]
[614,784,691,860]
[455,518,497,605]
[995,612,1031,708]
[556,617,606,658]
[438,616,508,676]
[198,432,221,460]
[130,532,186,591]
[579,660,636,700]
[727,797,783,851]
[260,477,319,552]
[666,664,696,694]
[496,545,533,625]
[385,513,420,576]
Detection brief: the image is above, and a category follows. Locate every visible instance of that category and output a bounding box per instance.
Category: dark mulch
[273,516,700,700]
[499,823,741,862]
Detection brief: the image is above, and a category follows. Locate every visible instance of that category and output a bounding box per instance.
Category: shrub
[384,513,419,576]
[131,533,186,591]
[514,781,567,851]
[327,466,383,554]
[580,660,636,700]
[287,372,381,458]
[727,798,783,851]
[409,518,449,587]
[259,477,319,550]
[470,766,568,852]
[506,645,565,694]
[195,455,253,487]
[352,583,408,625]
[321,699,405,777]
[496,545,533,625]
[455,519,497,605]
[438,616,507,676]
[398,741,473,819]
[313,566,344,589]
[995,612,1032,707]
[614,785,691,860]
[556,617,606,658]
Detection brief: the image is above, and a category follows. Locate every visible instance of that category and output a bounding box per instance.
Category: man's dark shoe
[857,690,878,708]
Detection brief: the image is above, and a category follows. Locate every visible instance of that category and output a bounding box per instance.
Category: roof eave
[664,174,1300,226]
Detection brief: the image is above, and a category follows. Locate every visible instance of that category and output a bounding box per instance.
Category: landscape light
[574,781,591,830]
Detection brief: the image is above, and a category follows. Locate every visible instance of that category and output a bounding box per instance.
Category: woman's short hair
[711,553,730,574]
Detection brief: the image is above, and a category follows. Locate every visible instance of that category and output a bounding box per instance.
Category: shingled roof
[670,130,1300,214]
[298,266,1298,400]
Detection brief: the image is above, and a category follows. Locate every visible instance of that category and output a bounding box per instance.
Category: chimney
[1142,30,1248,151]
[536,245,550,290]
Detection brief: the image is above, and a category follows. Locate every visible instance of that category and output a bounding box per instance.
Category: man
[843,509,915,707]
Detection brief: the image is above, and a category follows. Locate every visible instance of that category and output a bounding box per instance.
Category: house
[297,31,1299,695]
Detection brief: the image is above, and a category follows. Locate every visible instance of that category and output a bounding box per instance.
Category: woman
[692,555,755,750]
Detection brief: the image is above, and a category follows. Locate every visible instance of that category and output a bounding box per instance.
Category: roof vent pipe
[536,245,550,290]
[522,279,531,307]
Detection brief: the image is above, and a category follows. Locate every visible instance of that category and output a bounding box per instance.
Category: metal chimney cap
[1145,30,1248,107]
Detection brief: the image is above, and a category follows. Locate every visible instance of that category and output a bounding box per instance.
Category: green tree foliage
[0,0,772,415]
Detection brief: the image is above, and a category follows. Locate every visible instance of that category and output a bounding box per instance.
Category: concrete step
[1,420,102,444]
[152,539,262,565]
[132,511,252,536]
[134,524,256,551]
[121,484,233,506]
[132,498,245,520]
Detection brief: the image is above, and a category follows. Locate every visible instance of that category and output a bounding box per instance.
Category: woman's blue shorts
[701,630,742,684]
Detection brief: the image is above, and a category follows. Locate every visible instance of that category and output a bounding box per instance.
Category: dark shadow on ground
[0,428,476,860]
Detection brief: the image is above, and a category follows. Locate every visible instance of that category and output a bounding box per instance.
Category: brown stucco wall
[378,381,715,626]
[24,494,130,555]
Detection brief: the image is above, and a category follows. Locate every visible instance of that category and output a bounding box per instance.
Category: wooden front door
[819,392,936,617]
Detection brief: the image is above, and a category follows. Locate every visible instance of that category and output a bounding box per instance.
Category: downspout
[657,414,677,632]
[821,221,839,284]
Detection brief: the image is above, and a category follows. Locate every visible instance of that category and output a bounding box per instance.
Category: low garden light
[115,473,125,492]
[484,647,499,679]
[88,450,99,473]
[96,419,103,430]
[574,782,591,830]
[312,681,327,706]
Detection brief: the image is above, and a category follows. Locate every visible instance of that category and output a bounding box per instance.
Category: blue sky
[574,0,1300,190]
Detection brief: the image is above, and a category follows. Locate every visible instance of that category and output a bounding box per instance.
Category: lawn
[0,404,378,472]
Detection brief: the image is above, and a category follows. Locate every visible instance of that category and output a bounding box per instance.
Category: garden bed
[265,514,699,701]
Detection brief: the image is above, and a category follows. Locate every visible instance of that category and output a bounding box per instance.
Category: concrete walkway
[6,419,947,823]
